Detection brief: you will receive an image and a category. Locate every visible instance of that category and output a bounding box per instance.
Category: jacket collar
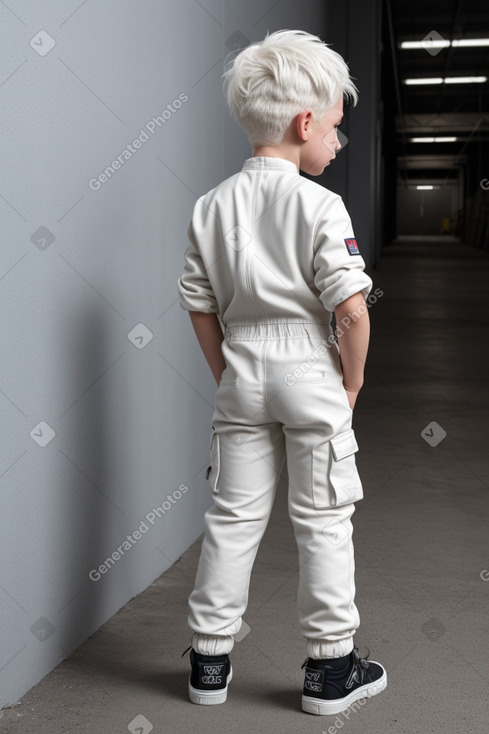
[242,156,299,174]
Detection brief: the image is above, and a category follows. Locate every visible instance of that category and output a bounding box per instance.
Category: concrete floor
[3,235,489,733]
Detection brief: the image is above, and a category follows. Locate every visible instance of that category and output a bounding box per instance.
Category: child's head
[222,29,359,150]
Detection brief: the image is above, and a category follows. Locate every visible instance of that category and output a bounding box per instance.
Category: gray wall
[1,0,379,706]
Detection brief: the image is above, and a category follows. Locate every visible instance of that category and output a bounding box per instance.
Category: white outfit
[177,156,372,659]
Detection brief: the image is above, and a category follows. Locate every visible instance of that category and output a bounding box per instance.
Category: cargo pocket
[205,429,221,493]
[312,428,363,509]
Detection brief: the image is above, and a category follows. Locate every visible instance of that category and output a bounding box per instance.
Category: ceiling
[385,0,489,174]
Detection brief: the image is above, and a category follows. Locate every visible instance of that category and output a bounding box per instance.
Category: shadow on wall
[53,302,124,664]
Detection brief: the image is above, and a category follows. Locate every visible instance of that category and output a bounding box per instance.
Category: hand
[343,386,360,411]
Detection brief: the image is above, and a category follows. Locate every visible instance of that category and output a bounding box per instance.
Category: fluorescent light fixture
[417,185,434,190]
[401,40,449,49]
[404,78,444,85]
[404,76,487,85]
[452,38,489,47]
[444,76,487,83]
[410,137,458,143]
[400,38,489,49]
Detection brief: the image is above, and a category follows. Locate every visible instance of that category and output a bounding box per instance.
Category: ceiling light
[400,40,449,49]
[452,38,489,47]
[404,78,443,85]
[444,76,487,84]
[416,185,434,190]
[400,38,489,49]
[403,76,487,85]
[410,137,458,143]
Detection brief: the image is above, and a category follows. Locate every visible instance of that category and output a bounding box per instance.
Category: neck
[252,145,300,171]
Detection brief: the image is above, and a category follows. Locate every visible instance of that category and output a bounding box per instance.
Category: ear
[296,110,313,142]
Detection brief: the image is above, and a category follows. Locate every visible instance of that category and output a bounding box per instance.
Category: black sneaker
[301,646,387,716]
[181,645,233,705]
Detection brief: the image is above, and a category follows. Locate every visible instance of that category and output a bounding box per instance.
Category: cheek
[322,133,335,153]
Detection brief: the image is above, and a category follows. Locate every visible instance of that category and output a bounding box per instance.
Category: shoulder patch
[344,238,360,256]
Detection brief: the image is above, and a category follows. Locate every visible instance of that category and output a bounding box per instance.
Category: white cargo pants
[188,320,363,659]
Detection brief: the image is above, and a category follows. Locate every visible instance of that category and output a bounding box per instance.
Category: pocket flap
[330,429,359,462]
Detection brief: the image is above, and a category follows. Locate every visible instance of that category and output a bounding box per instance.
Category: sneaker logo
[305,669,323,693]
[345,666,360,690]
[305,681,322,692]
[203,665,224,676]
[305,670,322,683]
[202,674,222,684]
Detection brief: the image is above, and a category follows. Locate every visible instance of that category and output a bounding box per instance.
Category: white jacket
[177,156,372,325]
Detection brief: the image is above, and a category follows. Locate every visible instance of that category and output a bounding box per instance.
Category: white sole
[188,664,233,705]
[302,665,387,716]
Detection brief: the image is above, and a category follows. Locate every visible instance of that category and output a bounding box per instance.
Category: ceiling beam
[397,154,467,169]
[395,112,489,132]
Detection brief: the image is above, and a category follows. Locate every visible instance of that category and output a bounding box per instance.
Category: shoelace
[350,646,371,684]
[301,645,371,679]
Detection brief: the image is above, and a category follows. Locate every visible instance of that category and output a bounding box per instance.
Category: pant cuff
[306,636,354,659]
[191,632,234,655]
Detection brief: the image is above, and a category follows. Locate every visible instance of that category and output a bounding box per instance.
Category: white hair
[222,29,359,147]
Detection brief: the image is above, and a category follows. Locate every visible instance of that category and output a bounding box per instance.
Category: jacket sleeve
[313,195,373,312]
[176,219,219,313]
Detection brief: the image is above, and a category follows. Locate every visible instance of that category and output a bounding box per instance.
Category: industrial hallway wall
[0,0,378,706]
[313,0,382,265]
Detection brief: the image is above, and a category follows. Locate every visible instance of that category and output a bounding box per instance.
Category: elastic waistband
[223,320,332,341]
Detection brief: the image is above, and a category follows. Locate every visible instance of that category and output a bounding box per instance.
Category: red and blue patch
[344,238,360,255]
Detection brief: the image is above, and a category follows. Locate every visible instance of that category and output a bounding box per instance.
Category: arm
[335,291,370,410]
[188,311,227,386]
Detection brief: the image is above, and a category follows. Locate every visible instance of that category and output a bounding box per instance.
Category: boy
[177,29,387,716]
